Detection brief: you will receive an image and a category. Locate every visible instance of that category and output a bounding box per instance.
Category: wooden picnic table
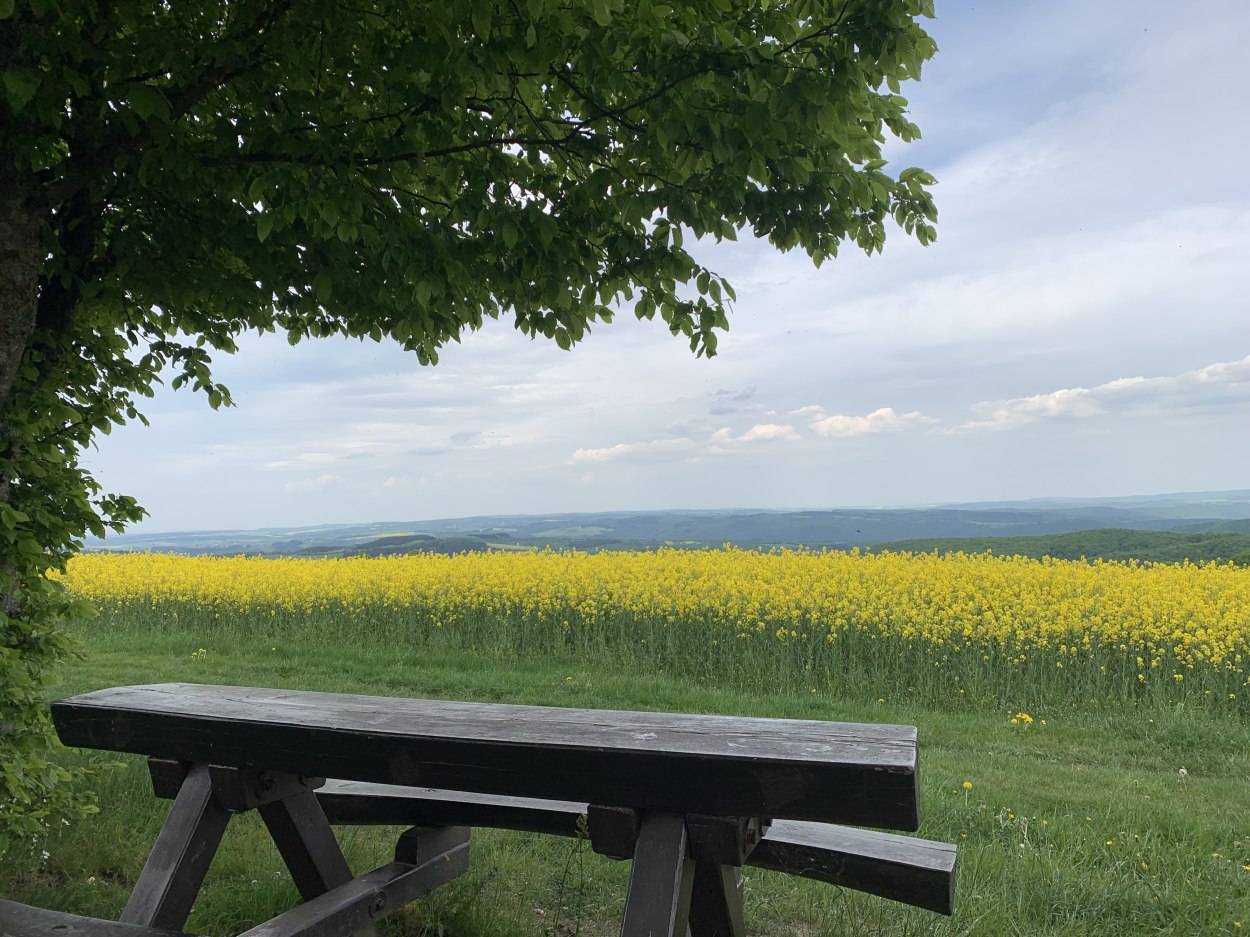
[19,682,956,937]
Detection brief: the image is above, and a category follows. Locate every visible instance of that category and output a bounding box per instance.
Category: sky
[87,0,1250,534]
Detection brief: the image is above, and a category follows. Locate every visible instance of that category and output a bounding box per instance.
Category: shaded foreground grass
[1,623,1247,937]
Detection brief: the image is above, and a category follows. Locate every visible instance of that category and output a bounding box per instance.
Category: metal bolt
[368,891,388,918]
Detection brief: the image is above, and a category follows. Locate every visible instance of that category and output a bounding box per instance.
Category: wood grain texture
[0,901,192,937]
[53,684,920,829]
[234,829,469,937]
[688,863,746,937]
[118,765,231,931]
[313,781,956,914]
[757,819,956,916]
[619,813,694,937]
[316,780,588,836]
[258,793,354,901]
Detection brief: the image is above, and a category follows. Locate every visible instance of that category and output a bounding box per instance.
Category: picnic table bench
[3,683,956,937]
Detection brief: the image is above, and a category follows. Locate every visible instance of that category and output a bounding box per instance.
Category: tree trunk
[0,166,40,418]
[0,166,42,618]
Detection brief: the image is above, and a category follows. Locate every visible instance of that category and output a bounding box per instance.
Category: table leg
[619,812,694,937]
[688,863,745,937]
[261,791,378,937]
[260,792,354,900]
[120,764,231,930]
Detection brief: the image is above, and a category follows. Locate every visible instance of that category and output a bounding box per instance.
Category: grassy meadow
[2,548,1248,936]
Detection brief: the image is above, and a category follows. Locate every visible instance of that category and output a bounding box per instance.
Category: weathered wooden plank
[119,764,231,931]
[588,804,641,859]
[315,779,586,836]
[233,827,469,937]
[259,792,354,901]
[313,781,956,915]
[756,819,956,917]
[146,760,340,884]
[619,813,694,937]
[686,814,769,866]
[52,684,920,829]
[0,901,191,937]
[146,760,327,810]
[688,863,746,937]
[589,807,766,869]
[143,762,367,934]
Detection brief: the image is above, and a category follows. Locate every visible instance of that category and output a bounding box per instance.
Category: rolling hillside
[85,489,1250,559]
[873,528,1250,565]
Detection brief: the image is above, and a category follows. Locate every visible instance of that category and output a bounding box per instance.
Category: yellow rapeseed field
[62,549,1250,708]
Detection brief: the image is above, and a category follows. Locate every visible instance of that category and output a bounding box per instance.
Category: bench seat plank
[53,684,920,829]
[314,781,956,915]
[0,901,192,937]
[760,819,955,916]
[318,780,586,836]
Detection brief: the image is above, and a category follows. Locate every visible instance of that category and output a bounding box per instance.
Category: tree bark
[0,167,42,619]
[0,166,40,419]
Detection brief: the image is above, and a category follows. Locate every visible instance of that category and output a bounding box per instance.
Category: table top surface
[53,683,922,829]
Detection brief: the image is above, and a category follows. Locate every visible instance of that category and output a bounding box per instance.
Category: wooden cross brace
[133,761,468,937]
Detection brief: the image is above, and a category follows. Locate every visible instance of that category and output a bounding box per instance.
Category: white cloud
[1191,357,1250,386]
[571,438,696,463]
[960,355,1250,431]
[807,407,936,438]
[960,387,1101,430]
[709,423,801,446]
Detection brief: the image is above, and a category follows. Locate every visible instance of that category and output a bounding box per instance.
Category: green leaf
[589,0,612,27]
[256,213,274,243]
[128,84,171,123]
[471,1,492,40]
[501,220,519,250]
[1,70,37,111]
[313,272,333,302]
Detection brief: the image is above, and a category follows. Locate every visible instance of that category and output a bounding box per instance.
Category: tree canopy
[0,0,936,849]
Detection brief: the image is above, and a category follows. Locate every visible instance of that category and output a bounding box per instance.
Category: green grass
[76,592,1250,721]
[2,621,1248,936]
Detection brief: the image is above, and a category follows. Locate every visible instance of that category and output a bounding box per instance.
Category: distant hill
[873,528,1250,565]
[85,489,1250,557]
